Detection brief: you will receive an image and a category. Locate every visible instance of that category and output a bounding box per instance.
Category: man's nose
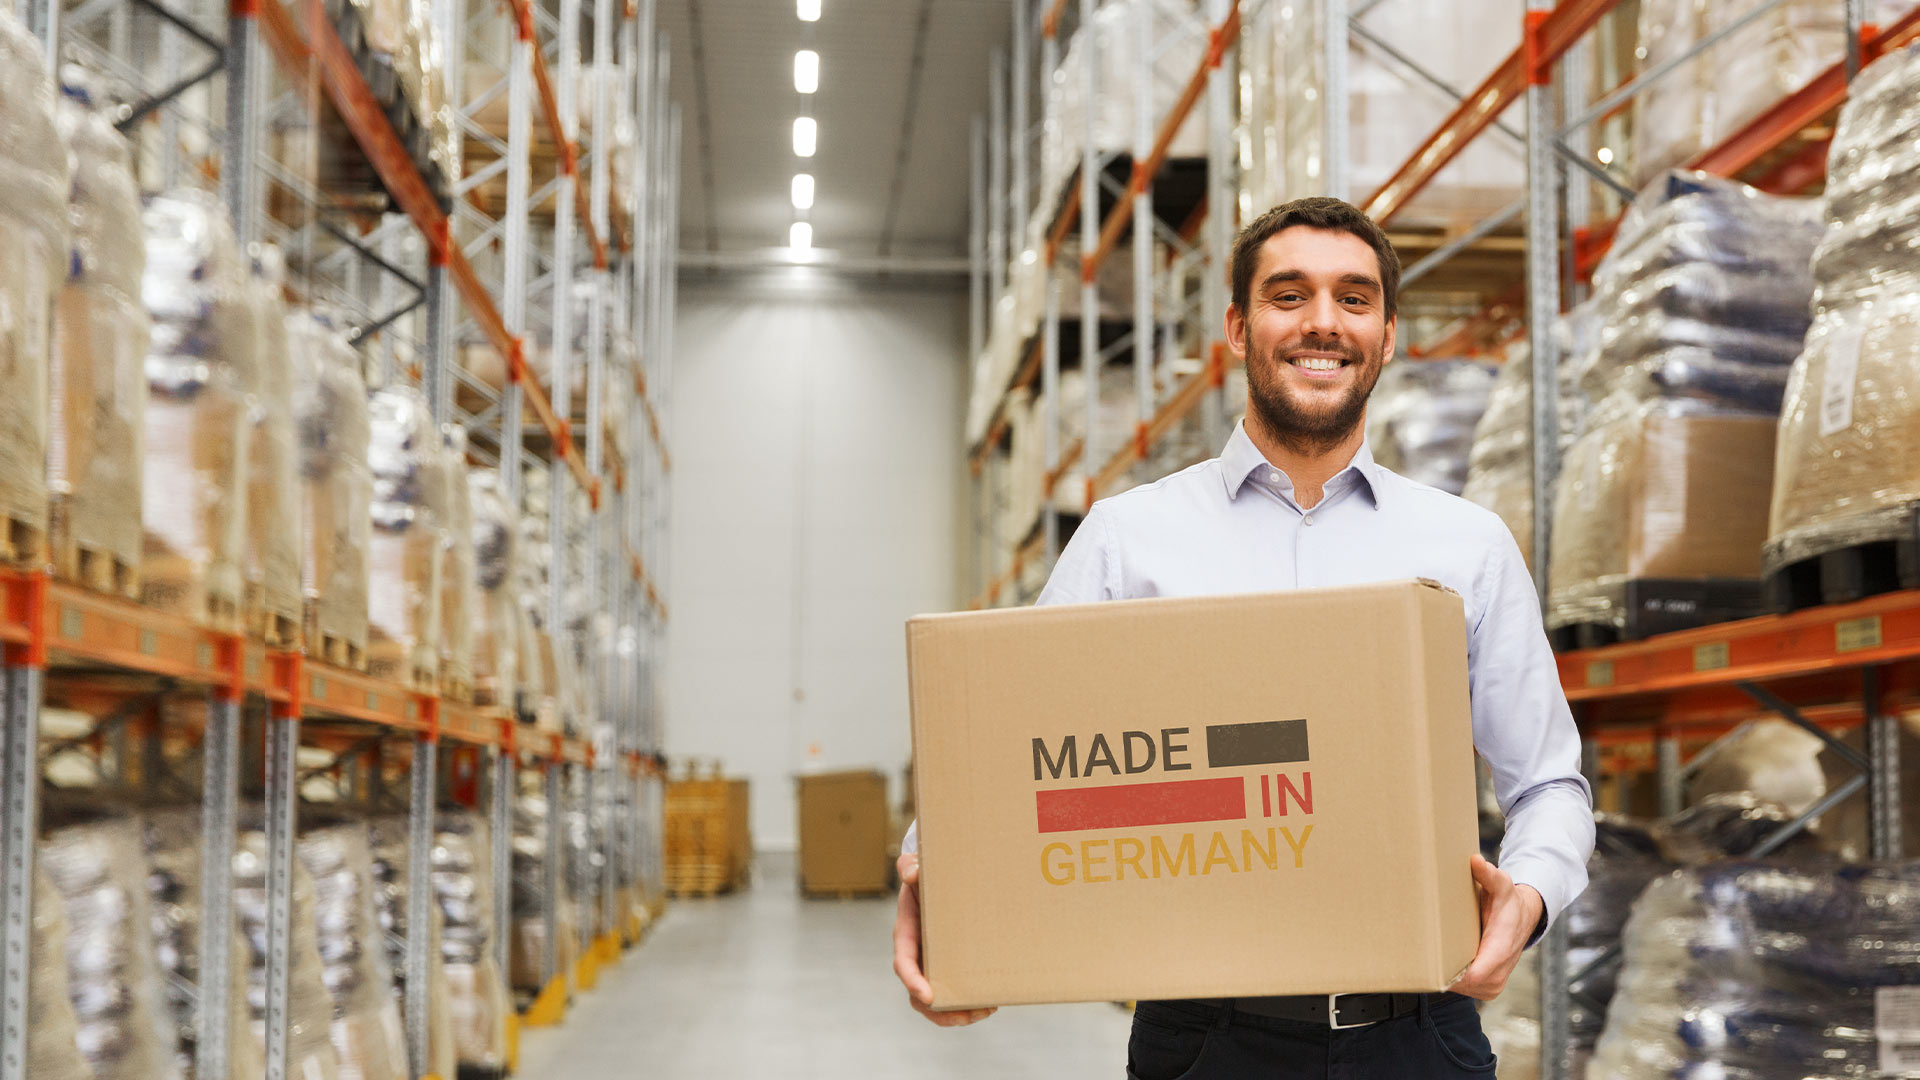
[1298,294,1342,340]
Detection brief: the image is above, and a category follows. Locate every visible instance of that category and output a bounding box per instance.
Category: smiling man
[893,197,1594,1078]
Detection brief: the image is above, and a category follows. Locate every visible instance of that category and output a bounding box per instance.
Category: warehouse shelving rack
[1324,0,1920,1076]
[965,1,1919,1076]
[0,0,679,1073]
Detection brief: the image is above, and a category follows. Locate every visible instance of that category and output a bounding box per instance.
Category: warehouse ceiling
[659,0,1011,261]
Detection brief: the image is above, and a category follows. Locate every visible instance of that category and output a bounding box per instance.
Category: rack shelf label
[1585,659,1614,688]
[1693,642,1730,672]
[1837,616,1884,654]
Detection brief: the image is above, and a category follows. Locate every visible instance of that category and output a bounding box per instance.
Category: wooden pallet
[800,886,891,901]
[0,513,45,569]
[246,588,301,649]
[1548,578,1768,652]
[52,537,138,601]
[141,558,242,633]
[439,665,475,706]
[1763,506,1920,614]
[314,630,367,672]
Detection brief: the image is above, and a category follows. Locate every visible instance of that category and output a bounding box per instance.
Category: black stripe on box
[1205,719,1309,768]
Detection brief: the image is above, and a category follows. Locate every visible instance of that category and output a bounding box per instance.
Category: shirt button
[1268,470,1281,484]
[1303,514,1315,526]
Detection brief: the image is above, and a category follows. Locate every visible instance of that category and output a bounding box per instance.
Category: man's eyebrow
[1258,269,1381,293]
[1337,273,1382,292]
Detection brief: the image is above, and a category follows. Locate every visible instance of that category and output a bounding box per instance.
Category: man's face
[1227,226,1396,452]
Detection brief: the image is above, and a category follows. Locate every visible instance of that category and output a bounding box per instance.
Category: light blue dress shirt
[909,421,1594,930]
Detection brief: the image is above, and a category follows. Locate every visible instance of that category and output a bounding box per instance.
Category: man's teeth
[1292,356,1343,371]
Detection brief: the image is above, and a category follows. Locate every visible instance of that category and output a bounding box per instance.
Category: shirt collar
[1218,421,1386,509]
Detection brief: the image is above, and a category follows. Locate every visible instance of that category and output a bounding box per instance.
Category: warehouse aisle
[515,853,1133,1079]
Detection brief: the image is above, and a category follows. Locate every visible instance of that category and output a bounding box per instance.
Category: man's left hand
[1450,854,1544,1001]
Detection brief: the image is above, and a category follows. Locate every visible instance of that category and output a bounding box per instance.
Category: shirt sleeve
[904,505,1120,856]
[1470,532,1595,936]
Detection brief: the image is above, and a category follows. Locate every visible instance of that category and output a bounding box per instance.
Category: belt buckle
[1327,993,1374,1030]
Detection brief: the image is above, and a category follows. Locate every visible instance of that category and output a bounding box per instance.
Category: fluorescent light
[790,221,812,250]
[793,117,817,157]
[791,173,814,209]
[797,0,820,20]
[794,50,819,93]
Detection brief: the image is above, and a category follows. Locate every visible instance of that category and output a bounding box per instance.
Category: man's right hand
[892,852,996,1027]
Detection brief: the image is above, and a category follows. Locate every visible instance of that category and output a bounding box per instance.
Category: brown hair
[1231,197,1401,322]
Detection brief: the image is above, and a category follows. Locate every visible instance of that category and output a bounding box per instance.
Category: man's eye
[1275,293,1304,303]
[1341,296,1368,306]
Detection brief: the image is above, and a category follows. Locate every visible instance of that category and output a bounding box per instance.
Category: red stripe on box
[1035,777,1247,833]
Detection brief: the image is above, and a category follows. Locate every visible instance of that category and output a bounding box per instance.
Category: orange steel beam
[1083,2,1240,281]
[1407,281,1526,359]
[1046,180,1082,267]
[1362,0,1621,226]
[510,0,609,269]
[1042,0,1070,38]
[633,368,672,471]
[265,0,600,503]
[1089,342,1237,503]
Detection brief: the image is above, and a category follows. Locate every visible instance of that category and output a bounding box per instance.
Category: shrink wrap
[366,386,444,686]
[235,825,341,1080]
[242,248,300,641]
[142,806,265,1080]
[292,313,372,666]
[469,467,518,708]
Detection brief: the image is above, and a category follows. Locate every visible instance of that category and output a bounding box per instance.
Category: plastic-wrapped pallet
[30,859,95,1080]
[1630,0,1847,182]
[242,247,301,646]
[0,11,68,568]
[469,466,518,709]
[1040,0,1207,227]
[141,190,253,629]
[1243,0,1520,227]
[510,791,579,994]
[49,83,148,598]
[295,821,408,1080]
[292,312,372,668]
[40,809,180,1080]
[433,811,511,1071]
[235,824,342,1080]
[439,428,475,701]
[1590,860,1920,1079]
[367,818,457,1080]
[518,468,564,732]
[1545,173,1821,635]
[1766,41,1920,585]
[1480,817,1671,1080]
[1458,338,1588,569]
[367,385,444,687]
[1364,360,1496,496]
[143,806,265,1080]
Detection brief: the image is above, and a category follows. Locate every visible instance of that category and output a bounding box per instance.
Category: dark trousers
[1126,995,1499,1079]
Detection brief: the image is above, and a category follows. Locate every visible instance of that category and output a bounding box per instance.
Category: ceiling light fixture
[797,0,820,21]
[794,49,819,93]
[790,221,812,250]
[793,117,817,157]
[791,173,815,210]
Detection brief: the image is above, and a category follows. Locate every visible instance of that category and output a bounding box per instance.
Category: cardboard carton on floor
[797,770,892,895]
[905,579,1482,1009]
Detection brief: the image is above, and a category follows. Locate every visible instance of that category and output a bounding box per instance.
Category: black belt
[1195,992,1434,1029]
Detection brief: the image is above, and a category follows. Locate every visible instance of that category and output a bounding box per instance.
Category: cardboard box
[905,580,1482,1009]
[798,770,892,894]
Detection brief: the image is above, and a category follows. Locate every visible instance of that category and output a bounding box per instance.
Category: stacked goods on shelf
[29,862,93,1080]
[292,312,373,669]
[1590,861,1920,1079]
[1810,718,1920,860]
[1039,0,1206,223]
[48,83,149,599]
[439,429,475,702]
[1242,0,1520,225]
[1363,360,1497,496]
[1631,0,1846,182]
[1481,817,1672,1080]
[144,806,265,1080]
[295,821,409,1080]
[235,822,343,1080]
[1544,172,1821,642]
[367,818,457,1080]
[242,247,301,646]
[140,190,253,630]
[663,767,750,896]
[509,790,579,993]
[0,12,67,568]
[329,0,449,195]
[432,811,511,1073]
[563,773,599,953]
[39,808,179,1080]
[1765,41,1920,606]
[366,385,445,689]
[469,466,519,709]
[518,467,573,733]
[1459,326,1592,568]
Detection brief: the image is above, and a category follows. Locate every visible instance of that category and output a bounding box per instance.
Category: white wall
[665,269,966,850]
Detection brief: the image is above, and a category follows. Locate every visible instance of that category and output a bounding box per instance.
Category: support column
[263,708,300,1080]
[196,695,242,1080]
[0,665,43,1080]
[403,734,438,1077]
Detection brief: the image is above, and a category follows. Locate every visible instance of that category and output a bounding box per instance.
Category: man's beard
[1246,337,1383,456]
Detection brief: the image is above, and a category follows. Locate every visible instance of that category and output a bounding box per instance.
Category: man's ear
[1382,313,1398,364]
[1226,302,1248,361]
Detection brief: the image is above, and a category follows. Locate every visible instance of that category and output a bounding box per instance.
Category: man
[893,196,1593,1078]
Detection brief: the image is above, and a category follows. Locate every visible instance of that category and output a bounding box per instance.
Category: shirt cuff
[1499,857,1573,946]
[902,820,918,856]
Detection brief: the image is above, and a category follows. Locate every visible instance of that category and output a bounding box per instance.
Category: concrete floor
[515,853,1133,1079]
